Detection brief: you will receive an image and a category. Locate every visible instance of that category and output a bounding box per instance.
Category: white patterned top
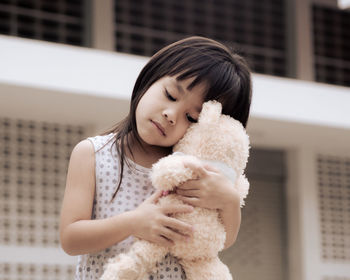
[75,133,185,280]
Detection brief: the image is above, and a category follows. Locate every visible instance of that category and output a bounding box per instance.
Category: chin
[139,136,168,148]
[139,133,178,148]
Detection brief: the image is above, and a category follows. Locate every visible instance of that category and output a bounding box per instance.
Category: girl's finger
[177,196,200,207]
[183,161,207,178]
[145,190,163,203]
[176,188,200,197]
[155,235,174,247]
[203,163,220,173]
[160,226,189,243]
[163,217,194,236]
[161,204,194,215]
[177,179,200,190]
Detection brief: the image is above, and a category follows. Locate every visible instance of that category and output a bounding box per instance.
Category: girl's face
[135,75,206,149]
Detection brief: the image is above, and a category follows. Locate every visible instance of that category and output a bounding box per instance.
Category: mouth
[151,120,166,136]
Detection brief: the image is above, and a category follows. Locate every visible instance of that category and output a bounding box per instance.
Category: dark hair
[104,36,252,200]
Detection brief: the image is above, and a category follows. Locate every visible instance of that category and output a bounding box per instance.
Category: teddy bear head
[173,100,250,175]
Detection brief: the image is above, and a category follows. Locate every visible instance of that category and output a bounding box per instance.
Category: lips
[151,120,166,136]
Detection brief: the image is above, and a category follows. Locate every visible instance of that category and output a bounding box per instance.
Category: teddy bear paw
[100,255,143,280]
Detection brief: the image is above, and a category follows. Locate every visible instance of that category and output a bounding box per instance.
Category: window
[0,0,91,46]
[114,0,288,77]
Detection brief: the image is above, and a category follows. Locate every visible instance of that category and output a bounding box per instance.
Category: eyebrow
[174,80,202,113]
[175,82,185,95]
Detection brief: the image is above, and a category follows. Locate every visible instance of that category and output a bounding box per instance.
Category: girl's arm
[175,162,242,249]
[218,189,241,249]
[60,140,194,256]
[59,140,135,255]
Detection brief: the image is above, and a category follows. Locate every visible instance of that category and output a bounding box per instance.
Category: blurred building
[0,0,349,279]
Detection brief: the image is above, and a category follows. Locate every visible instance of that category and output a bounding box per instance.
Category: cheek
[135,105,147,135]
[135,97,149,120]
[174,122,190,141]
[135,107,141,125]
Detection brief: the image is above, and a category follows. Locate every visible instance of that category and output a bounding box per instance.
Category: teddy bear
[100,100,250,280]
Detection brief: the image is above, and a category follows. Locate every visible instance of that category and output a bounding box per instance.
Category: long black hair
[104,36,252,200]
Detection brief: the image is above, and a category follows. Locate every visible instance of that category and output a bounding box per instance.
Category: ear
[198,100,222,124]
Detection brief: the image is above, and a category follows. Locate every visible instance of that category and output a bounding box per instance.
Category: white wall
[1,35,350,147]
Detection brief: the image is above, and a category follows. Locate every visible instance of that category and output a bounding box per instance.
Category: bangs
[167,56,242,109]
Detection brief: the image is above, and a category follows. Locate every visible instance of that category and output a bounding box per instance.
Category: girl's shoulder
[69,139,95,163]
[86,133,116,153]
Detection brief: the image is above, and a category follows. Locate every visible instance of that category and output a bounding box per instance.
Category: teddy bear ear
[198,100,222,124]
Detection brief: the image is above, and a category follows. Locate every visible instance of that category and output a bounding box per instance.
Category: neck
[125,133,171,168]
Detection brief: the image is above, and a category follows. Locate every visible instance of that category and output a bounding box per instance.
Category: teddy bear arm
[151,155,198,192]
[234,174,250,207]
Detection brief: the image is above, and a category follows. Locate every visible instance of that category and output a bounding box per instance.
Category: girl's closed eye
[186,114,197,123]
[165,89,176,101]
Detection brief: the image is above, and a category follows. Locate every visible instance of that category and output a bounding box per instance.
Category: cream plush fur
[101,101,250,280]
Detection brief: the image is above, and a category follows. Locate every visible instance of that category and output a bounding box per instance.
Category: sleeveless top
[75,133,185,280]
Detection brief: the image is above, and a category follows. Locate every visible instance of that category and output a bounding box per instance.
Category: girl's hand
[175,160,242,249]
[131,190,194,247]
[175,161,239,210]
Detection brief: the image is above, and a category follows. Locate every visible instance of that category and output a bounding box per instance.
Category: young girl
[59,36,252,280]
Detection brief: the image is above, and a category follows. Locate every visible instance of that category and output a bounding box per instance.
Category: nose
[163,110,176,125]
